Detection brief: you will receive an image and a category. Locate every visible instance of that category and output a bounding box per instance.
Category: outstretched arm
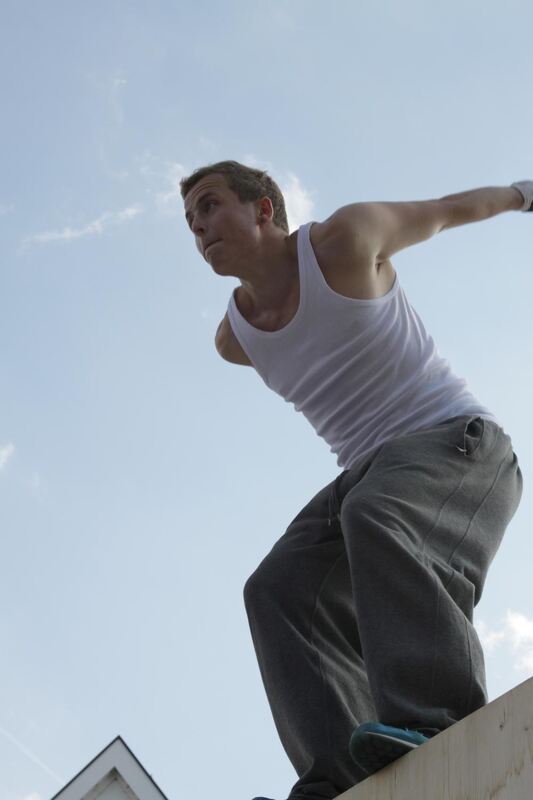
[329,181,532,263]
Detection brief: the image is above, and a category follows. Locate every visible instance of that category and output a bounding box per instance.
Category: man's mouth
[205,240,221,254]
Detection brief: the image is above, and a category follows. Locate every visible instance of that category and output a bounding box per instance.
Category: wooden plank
[336,676,533,800]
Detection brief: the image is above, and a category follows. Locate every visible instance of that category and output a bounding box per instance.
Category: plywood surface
[336,677,533,800]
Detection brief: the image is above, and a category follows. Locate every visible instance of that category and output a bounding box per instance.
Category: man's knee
[243,553,282,610]
[243,543,308,616]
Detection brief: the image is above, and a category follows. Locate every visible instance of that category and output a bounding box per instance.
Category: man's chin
[210,259,234,276]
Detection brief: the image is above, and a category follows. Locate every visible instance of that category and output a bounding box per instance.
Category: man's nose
[191,216,206,236]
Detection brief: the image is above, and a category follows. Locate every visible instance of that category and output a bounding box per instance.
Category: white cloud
[505,611,533,670]
[240,153,274,172]
[156,163,188,216]
[239,157,316,231]
[20,793,41,800]
[19,205,143,252]
[476,610,533,672]
[137,152,188,218]
[476,619,507,653]
[0,443,15,471]
[282,172,316,232]
[115,206,142,223]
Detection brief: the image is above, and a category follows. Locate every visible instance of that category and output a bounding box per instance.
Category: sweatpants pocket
[457,416,485,458]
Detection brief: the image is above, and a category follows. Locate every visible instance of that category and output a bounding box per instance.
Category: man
[181,162,529,800]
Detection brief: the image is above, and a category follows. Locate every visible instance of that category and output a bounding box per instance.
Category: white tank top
[227,221,500,470]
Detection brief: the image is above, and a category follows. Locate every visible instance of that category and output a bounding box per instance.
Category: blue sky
[1,2,532,799]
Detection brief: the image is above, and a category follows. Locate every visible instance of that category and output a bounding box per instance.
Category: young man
[181,162,530,800]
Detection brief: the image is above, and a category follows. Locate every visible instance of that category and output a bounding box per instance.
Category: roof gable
[51,737,169,800]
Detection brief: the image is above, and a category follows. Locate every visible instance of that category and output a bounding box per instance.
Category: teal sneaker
[349,722,433,776]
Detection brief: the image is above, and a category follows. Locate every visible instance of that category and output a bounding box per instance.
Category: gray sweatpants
[243,415,523,799]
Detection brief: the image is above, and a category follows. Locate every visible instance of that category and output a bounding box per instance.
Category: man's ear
[257,196,274,222]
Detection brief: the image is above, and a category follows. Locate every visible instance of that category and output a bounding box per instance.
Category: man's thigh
[336,415,523,602]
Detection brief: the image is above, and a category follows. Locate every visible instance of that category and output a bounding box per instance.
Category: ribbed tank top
[227,221,500,470]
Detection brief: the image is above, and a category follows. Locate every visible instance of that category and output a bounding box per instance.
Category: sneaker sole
[349,729,424,775]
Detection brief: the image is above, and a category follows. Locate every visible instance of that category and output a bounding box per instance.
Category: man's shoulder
[312,204,374,246]
[307,208,378,272]
[306,212,397,300]
[290,207,362,242]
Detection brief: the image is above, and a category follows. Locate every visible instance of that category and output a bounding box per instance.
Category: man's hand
[328,185,525,263]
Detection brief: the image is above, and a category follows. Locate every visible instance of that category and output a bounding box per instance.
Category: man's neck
[237,230,299,315]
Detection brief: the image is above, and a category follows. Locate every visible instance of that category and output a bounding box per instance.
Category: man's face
[183,173,260,273]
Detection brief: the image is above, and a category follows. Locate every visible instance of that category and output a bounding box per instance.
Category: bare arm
[214,313,253,366]
[329,185,524,263]
[438,185,524,229]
